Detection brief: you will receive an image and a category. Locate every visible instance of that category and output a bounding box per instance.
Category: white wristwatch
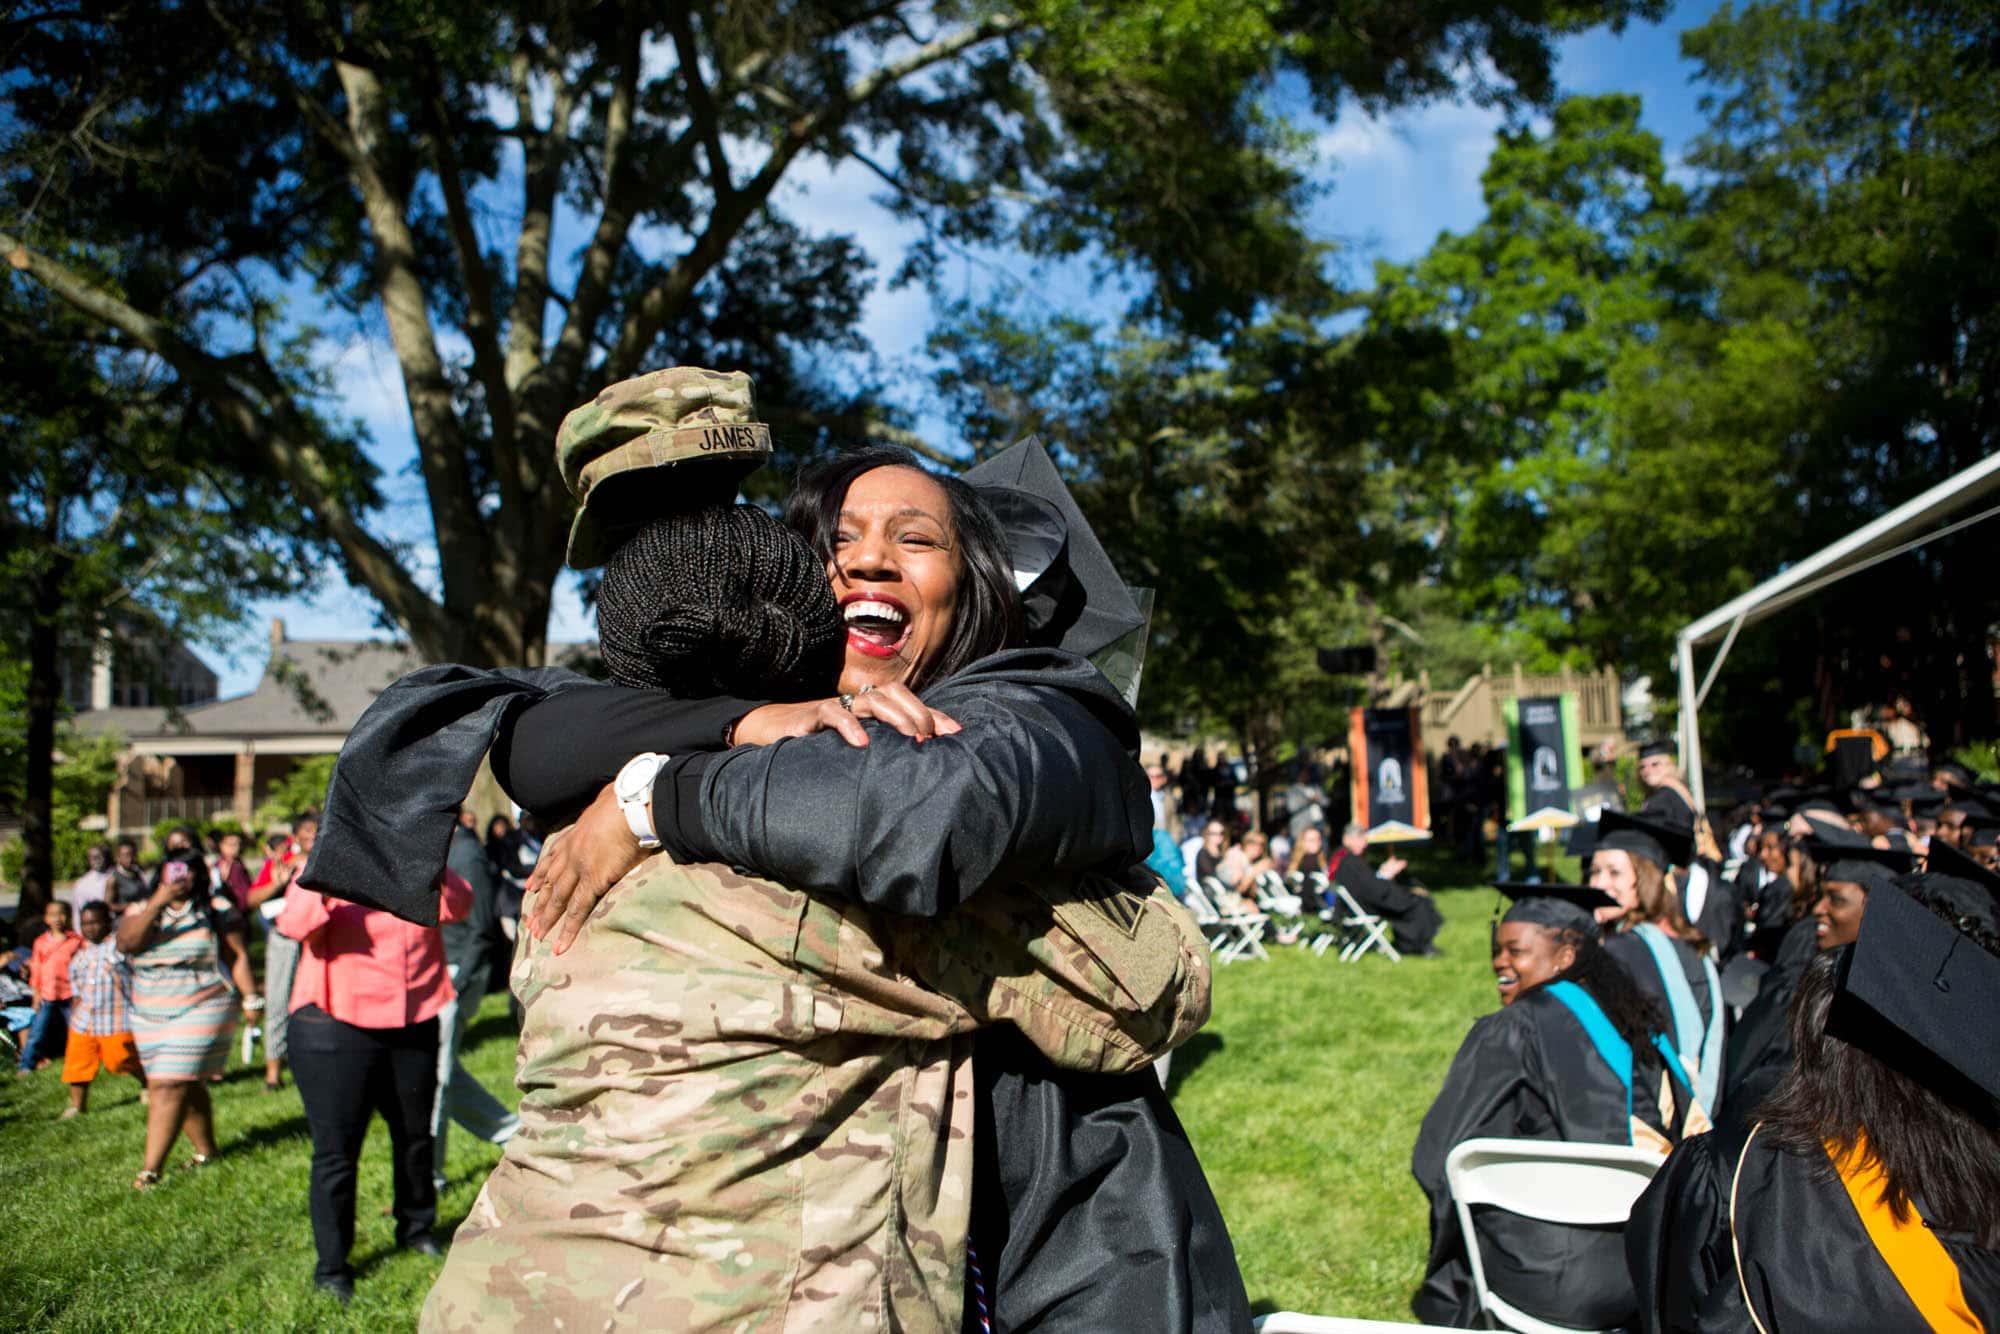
[614,752,669,850]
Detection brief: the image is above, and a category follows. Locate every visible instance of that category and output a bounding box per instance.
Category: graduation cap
[1804,836,1917,893]
[1593,807,1693,870]
[1906,789,1949,818]
[1921,837,2000,937]
[1493,881,1617,935]
[963,438,1149,665]
[1932,761,1974,789]
[1564,819,1600,859]
[1833,883,2000,1110]
[1638,739,1677,761]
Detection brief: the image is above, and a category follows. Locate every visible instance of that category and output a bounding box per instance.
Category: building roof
[70,632,598,743]
[69,640,423,740]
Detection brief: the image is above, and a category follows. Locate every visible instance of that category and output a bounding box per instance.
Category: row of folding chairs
[1180,871,1400,965]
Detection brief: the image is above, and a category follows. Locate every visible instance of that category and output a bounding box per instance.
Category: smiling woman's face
[1491,921,1575,1006]
[1588,849,1639,921]
[1813,880,1868,949]
[830,466,961,694]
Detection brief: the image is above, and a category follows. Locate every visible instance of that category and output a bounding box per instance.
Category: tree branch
[671,6,734,202]
[422,90,516,457]
[334,59,487,615]
[3,234,457,656]
[504,47,576,391]
[603,11,1025,379]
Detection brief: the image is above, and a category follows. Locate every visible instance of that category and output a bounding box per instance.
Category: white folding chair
[1253,869,1303,916]
[1197,876,1271,963]
[1329,881,1400,963]
[1176,879,1230,952]
[1443,1137,1666,1334]
[1290,871,1339,956]
[1255,1316,1461,1333]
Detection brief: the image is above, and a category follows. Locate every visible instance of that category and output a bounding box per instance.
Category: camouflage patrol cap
[557,367,773,569]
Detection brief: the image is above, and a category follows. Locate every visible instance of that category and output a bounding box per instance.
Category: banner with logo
[1348,707,1431,843]
[1504,694,1584,832]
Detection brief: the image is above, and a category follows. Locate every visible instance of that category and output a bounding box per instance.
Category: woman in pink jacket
[277,872,471,1304]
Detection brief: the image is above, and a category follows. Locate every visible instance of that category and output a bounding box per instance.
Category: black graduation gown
[1627,1121,2000,1332]
[309,649,1252,1334]
[1717,925,1820,1130]
[1683,858,1740,963]
[1330,852,1442,953]
[1412,991,1675,1330]
[1600,936,1712,1072]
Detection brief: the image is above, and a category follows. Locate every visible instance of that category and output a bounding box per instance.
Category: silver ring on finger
[839,693,855,712]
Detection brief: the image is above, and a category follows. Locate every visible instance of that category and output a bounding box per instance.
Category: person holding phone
[116,850,261,1188]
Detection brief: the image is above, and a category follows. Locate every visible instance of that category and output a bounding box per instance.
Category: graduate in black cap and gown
[1589,808,1728,1116]
[305,438,1253,1332]
[1412,883,1703,1329]
[1626,875,2000,1332]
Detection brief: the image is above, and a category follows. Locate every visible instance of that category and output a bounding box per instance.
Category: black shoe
[403,1233,445,1258]
[315,1275,354,1305]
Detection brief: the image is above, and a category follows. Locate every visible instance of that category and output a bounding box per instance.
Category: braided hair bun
[596,504,842,701]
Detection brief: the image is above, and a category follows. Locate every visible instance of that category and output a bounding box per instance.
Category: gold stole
[1732,1125,1984,1333]
[1825,1132,1984,1333]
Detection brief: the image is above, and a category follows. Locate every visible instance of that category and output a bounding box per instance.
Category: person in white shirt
[69,843,115,914]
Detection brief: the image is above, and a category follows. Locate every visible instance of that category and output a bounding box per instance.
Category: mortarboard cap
[1805,836,1916,893]
[1594,806,1693,870]
[963,438,1148,664]
[1833,885,2000,1110]
[1932,762,1974,789]
[1564,819,1600,859]
[1494,881,1617,935]
[1638,739,1677,761]
[1921,837,2000,937]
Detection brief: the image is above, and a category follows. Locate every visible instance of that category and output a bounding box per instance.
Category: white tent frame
[1676,450,2000,810]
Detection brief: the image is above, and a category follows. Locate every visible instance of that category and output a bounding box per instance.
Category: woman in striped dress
[116,850,261,1189]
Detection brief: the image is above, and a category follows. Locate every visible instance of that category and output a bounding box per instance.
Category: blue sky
[196,0,1722,697]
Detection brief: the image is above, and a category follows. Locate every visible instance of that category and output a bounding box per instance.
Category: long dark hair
[784,446,1024,691]
[1531,927,1675,1052]
[1760,904,2000,1246]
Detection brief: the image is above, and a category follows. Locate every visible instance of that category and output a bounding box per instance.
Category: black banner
[1515,696,1573,819]
[1349,707,1429,840]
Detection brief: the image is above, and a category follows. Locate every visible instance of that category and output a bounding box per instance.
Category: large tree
[4,0,1662,667]
[0,282,321,919]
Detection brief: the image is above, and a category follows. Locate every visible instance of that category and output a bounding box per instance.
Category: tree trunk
[17,550,63,932]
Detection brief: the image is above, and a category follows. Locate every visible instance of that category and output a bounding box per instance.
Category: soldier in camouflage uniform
[422,367,1210,1331]
[422,856,1207,1333]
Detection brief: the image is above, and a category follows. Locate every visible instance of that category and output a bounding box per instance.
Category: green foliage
[0,728,123,888]
[251,755,337,832]
[3,0,1663,673]
[1949,744,2000,785]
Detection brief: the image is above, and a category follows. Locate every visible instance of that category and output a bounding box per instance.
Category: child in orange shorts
[61,901,146,1118]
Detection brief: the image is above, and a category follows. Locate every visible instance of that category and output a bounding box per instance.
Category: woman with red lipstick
[506,445,1249,1331]
[309,420,1249,1331]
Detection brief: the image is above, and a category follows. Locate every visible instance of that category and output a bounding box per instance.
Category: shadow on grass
[461,1009,519,1052]
[230,1111,312,1155]
[1166,1031,1224,1097]
[353,1207,473,1278]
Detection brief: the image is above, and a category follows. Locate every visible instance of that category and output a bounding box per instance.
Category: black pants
[289,1003,440,1282]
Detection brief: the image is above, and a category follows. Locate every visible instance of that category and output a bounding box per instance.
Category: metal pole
[1678,635,1705,813]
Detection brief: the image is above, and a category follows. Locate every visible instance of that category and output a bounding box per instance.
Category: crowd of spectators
[2,805,531,1299]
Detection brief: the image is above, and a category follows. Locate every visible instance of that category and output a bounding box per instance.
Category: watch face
[617,755,659,802]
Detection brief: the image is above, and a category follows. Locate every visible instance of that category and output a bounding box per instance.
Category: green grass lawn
[0,858,1502,1329]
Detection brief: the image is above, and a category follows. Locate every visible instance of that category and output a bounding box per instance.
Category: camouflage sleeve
[888,868,1211,1075]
